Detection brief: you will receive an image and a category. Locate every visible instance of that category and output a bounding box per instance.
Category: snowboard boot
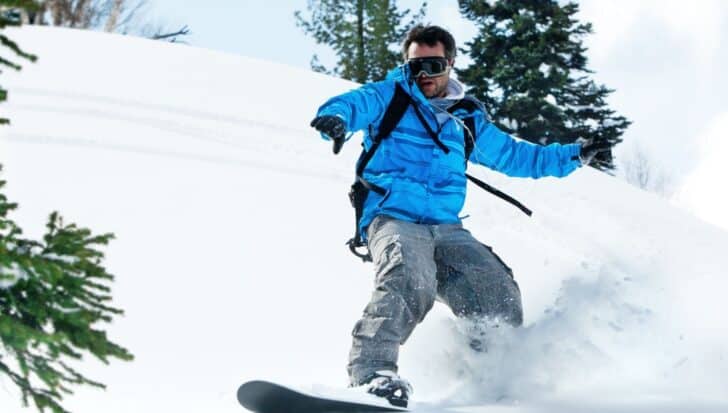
[357,370,413,408]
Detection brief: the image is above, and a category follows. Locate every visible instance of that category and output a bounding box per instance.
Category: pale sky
[145,0,728,228]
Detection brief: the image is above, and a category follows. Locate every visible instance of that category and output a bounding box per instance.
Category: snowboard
[237,380,409,413]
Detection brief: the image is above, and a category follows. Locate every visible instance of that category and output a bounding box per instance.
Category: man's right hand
[310,115,346,154]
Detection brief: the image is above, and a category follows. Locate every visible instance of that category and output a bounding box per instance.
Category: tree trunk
[28,3,48,24]
[69,0,90,27]
[104,0,124,32]
[356,0,366,83]
[48,0,65,26]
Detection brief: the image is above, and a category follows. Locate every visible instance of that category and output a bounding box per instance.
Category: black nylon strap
[463,116,476,163]
[357,175,386,195]
[355,83,411,178]
[447,98,480,165]
[347,181,374,261]
[355,141,380,179]
[465,173,533,216]
[410,103,450,154]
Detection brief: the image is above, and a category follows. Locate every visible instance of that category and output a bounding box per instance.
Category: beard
[417,76,448,98]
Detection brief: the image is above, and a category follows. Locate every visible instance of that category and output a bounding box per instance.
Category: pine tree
[1,5,133,413]
[295,0,426,83]
[0,177,134,413]
[457,0,630,171]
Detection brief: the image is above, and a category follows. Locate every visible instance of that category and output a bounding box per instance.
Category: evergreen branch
[0,55,22,70]
[0,34,38,63]
[0,167,133,413]
[151,24,190,42]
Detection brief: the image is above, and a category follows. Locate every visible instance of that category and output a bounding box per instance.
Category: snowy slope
[1,26,727,413]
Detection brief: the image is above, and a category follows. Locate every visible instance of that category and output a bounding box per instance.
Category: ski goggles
[407,57,450,78]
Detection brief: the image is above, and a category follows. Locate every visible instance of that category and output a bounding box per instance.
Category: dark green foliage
[295,0,427,83]
[0,169,133,413]
[1,0,38,124]
[457,0,630,171]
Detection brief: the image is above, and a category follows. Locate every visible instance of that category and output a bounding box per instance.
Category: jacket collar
[441,76,466,101]
[386,64,427,104]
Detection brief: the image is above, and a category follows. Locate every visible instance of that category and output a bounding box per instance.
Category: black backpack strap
[347,83,412,261]
[463,116,476,163]
[448,97,482,164]
[347,180,373,261]
[464,173,532,216]
[410,103,450,154]
[450,96,532,217]
[355,83,411,182]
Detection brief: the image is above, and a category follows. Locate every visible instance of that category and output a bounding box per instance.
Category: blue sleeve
[469,115,582,178]
[315,81,395,137]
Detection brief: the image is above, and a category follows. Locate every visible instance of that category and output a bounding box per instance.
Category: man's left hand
[579,139,612,166]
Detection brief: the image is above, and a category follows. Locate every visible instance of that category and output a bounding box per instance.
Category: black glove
[310,115,346,154]
[579,139,612,165]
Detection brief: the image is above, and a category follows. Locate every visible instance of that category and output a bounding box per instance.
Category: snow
[538,63,550,77]
[0,262,26,289]
[1,26,728,413]
[673,111,728,231]
[41,252,80,264]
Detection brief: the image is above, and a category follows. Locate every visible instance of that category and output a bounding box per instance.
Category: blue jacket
[316,65,582,240]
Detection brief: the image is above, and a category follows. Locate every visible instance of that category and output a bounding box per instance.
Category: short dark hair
[402,25,457,61]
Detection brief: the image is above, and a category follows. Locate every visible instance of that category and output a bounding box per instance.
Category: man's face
[406,41,452,98]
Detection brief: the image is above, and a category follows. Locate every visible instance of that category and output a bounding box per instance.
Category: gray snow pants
[347,215,523,385]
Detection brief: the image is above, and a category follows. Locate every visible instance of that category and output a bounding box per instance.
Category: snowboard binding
[360,370,413,408]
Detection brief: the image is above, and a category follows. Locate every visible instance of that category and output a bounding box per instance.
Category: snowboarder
[310,24,609,408]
